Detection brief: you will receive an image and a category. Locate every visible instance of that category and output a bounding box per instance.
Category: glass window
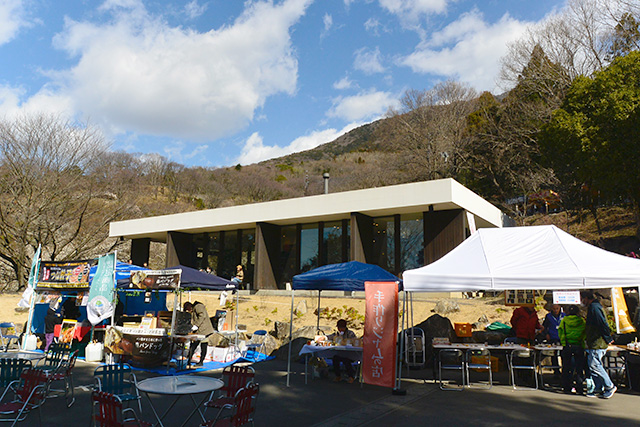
[207,232,220,275]
[280,225,297,286]
[400,214,424,271]
[220,231,238,280]
[300,223,319,273]
[372,216,395,271]
[240,229,255,284]
[323,221,343,265]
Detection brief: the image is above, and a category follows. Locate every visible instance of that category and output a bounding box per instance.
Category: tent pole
[316,290,321,332]
[394,288,406,391]
[286,289,295,387]
[23,289,38,350]
[235,289,239,351]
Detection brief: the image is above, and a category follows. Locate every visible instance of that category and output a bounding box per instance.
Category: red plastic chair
[0,368,51,426]
[47,349,78,407]
[204,365,255,412]
[201,382,259,427]
[91,391,151,427]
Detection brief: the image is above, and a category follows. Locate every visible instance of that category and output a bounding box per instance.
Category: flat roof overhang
[109,178,503,243]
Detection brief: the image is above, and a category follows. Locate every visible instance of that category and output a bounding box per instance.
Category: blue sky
[0,0,567,167]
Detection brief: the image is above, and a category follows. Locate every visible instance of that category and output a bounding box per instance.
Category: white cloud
[163,140,209,163]
[327,89,398,122]
[333,76,353,90]
[323,13,333,32]
[364,17,380,35]
[237,122,362,164]
[20,0,312,142]
[354,47,385,74]
[0,0,28,45]
[184,0,208,20]
[379,0,448,20]
[400,11,530,92]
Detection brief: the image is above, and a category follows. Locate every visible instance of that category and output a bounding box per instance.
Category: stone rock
[248,332,279,356]
[472,314,489,330]
[273,337,309,361]
[290,325,320,341]
[471,330,508,345]
[295,300,307,315]
[432,299,460,315]
[411,314,456,365]
[273,321,290,339]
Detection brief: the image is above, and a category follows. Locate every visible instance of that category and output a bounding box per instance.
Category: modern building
[109,178,504,289]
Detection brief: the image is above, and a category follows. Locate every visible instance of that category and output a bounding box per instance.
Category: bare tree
[377,80,478,181]
[0,114,137,289]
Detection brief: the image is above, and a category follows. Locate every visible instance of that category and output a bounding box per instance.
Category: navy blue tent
[292,261,401,291]
[167,265,235,291]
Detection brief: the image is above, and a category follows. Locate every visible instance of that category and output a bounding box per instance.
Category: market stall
[285,261,402,387]
[106,266,237,372]
[400,225,640,388]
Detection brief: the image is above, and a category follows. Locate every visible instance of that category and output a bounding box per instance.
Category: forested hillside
[1,1,639,290]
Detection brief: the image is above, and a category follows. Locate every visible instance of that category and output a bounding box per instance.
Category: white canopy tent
[403,225,640,292]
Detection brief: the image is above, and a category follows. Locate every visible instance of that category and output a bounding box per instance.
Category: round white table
[137,375,223,427]
[0,351,46,361]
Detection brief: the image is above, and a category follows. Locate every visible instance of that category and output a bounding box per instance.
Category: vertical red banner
[363,281,398,388]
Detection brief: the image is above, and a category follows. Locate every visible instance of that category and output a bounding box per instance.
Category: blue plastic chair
[0,323,20,352]
[244,330,267,357]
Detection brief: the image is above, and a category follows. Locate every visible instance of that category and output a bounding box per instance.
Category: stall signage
[87,253,116,326]
[37,260,97,288]
[104,326,170,367]
[127,269,181,290]
[552,291,580,305]
[363,281,398,388]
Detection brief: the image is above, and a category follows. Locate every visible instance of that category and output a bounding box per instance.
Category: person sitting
[325,319,357,383]
[510,305,542,345]
[558,305,586,394]
[231,265,244,288]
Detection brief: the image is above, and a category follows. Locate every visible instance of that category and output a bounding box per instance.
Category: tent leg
[393,289,406,395]
[286,290,295,387]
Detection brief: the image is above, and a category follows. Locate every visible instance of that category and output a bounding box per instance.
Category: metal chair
[537,349,562,389]
[438,349,465,390]
[93,364,142,413]
[508,349,538,390]
[0,360,32,391]
[244,331,267,357]
[91,391,151,427]
[0,368,51,426]
[403,328,425,368]
[204,365,255,412]
[0,324,20,352]
[465,348,492,389]
[604,349,630,388]
[34,343,70,374]
[202,382,259,427]
[46,350,78,407]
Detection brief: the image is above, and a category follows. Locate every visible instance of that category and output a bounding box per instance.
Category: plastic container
[21,334,37,350]
[454,323,473,338]
[85,342,104,362]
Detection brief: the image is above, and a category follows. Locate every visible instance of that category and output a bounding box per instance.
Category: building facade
[109,178,503,289]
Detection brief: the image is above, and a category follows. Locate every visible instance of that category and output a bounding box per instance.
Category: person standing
[44,298,63,351]
[510,305,542,345]
[580,290,616,398]
[184,301,218,366]
[558,305,586,394]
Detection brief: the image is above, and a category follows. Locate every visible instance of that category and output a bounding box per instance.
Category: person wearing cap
[325,319,357,383]
[44,298,64,351]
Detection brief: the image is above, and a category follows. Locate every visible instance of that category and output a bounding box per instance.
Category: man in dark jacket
[184,301,220,366]
[581,290,616,398]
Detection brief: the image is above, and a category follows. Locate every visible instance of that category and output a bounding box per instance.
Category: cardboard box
[454,323,472,338]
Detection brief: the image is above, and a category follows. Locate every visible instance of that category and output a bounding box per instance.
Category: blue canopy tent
[167,265,235,290]
[286,261,402,386]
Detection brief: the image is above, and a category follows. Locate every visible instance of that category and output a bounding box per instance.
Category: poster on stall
[127,269,181,290]
[505,289,536,306]
[363,281,398,388]
[59,320,77,344]
[104,326,170,367]
[87,253,116,326]
[37,260,97,288]
[611,287,636,334]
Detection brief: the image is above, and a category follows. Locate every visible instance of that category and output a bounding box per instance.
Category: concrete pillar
[350,212,373,263]
[166,231,194,267]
